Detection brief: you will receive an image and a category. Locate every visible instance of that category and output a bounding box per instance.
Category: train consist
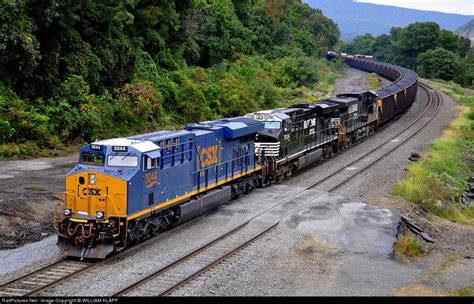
[56,55,418,259]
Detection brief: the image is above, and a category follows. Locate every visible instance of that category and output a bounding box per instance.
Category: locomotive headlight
[64,208,72,216]
[96,211,105,219]
[89,174,96,185]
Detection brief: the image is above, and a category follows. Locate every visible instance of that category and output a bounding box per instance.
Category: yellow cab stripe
[128,166,263,221]
[70,218,88,223]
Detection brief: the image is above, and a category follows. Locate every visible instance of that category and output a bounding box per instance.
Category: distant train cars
[56,56,418,259]
[326,51,373,61]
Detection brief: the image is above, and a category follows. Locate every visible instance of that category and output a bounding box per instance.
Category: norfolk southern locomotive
[56,57,418,259]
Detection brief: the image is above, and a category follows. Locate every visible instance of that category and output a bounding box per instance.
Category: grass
[392,81,474,224]
[367,73,381,90]
[450,286,473,296]
[393,234,426,260]
[392,284,446,296]
[429,253,458,278]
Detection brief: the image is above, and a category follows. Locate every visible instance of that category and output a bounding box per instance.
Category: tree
[343,34,376,55]
[437,29,459,52]
[392,22,441,69]
[416,47,461,81]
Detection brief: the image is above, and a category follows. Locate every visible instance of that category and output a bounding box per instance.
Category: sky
[354,0,474,15]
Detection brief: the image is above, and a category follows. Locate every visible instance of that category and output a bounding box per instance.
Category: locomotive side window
[81,152,104,166]
[144,156,157,170]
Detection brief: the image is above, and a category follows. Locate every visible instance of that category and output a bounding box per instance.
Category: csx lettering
[199,145,218,168]
[82,188,101,196]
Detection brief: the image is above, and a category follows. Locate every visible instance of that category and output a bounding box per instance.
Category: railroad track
[306,81,442,192]
[113,189,326,297]
[0,259,93,296]
[113,221,278,296]
[2,82,443,297]
[0,213,206,297]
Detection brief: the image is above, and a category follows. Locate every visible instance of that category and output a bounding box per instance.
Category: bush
[417,48,461,81]
[394,234,426,259]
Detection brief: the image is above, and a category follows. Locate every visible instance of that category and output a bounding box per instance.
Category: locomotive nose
[63,171,127,220]
[58,171,128,259]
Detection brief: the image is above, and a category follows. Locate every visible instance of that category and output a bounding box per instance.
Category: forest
[0,0,341,158]
[341,22,473,86]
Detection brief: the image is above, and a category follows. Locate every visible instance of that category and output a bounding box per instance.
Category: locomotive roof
[185,116,264,139]
[327,96,359,106]
[92,138,160,153]
[129,130,191,142]
[291,101,339,114]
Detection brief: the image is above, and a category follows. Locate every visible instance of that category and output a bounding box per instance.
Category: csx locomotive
[56,57,418,259]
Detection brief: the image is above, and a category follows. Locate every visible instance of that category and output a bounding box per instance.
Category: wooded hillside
[0,0,342,158]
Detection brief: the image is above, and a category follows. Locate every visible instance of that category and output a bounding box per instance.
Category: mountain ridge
[455,19,474,45]
[303,0,473,41]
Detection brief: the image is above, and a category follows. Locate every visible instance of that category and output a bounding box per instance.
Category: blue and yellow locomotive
[57,117,265,258]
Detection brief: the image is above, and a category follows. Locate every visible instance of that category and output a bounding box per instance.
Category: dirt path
[333,67,391,95]
[0,155,77,248]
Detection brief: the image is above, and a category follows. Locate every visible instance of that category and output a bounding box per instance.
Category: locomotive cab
[57,138,161,259]
[245,111,288,159]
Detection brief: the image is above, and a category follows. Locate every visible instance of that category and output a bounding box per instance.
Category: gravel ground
[0,155,77,249]
[333,67,392,95]
[0,68,471,296]
[0,236,62,284]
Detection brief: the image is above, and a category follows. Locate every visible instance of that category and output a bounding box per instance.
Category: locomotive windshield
[263,121,281,129]
[107,154,138,167]
[81,152,104,166]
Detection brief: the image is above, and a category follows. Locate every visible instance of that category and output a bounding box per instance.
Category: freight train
[56,56,418,259]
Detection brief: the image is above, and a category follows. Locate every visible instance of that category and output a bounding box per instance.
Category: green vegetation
[0,0,342,159]
[393,81,474,224]
[450,285,473,297]
[340,22,473,87]
[367,73,381,90]
[393,234,426,260]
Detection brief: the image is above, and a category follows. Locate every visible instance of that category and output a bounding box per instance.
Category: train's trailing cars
[346,57,418,124]
[56,56,418,259]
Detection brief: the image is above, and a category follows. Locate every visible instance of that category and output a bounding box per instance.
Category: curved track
[307,81,442,192]
[1,80,444,298]
[112,82,444,298]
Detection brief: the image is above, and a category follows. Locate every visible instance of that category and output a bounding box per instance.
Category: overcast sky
[355,0,474,15]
